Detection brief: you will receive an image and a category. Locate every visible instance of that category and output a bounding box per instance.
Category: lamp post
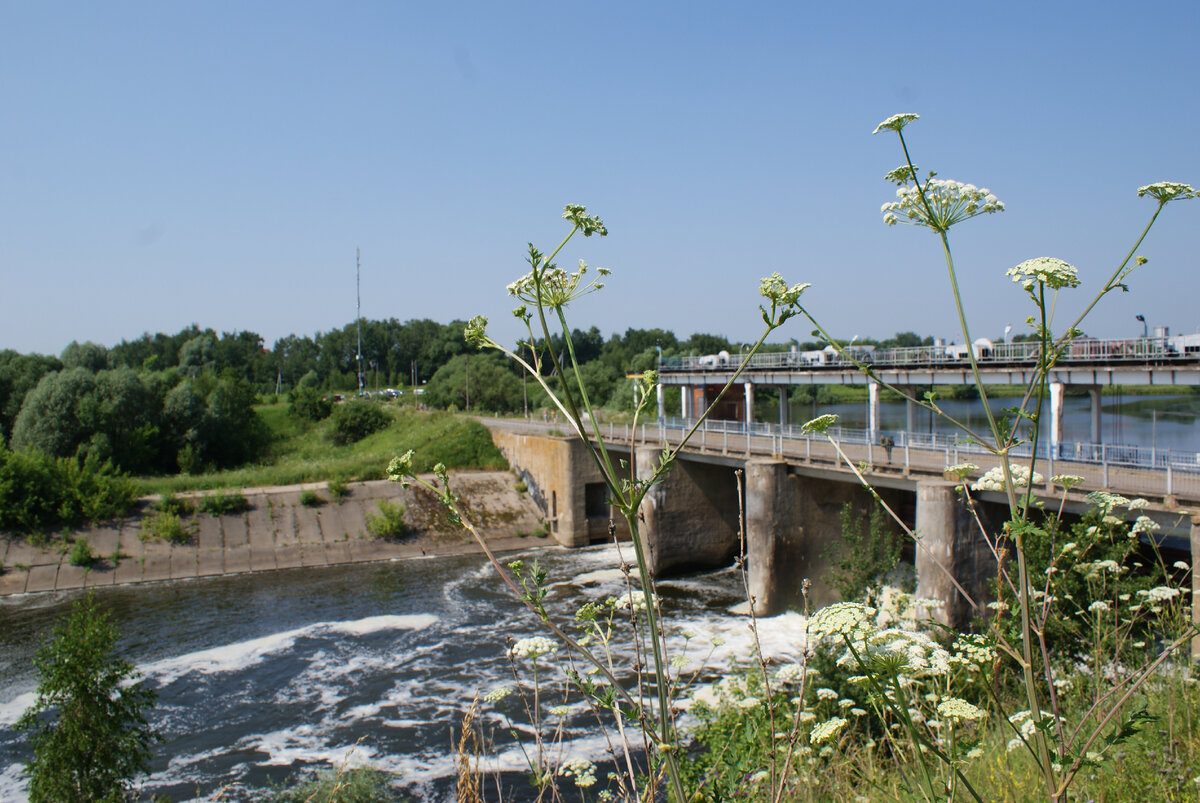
[1136,314,1147,339]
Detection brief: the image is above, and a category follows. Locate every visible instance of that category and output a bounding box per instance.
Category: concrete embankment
[0,471,547,597]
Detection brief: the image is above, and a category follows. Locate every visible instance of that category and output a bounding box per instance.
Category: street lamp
[1136,314,1147,338]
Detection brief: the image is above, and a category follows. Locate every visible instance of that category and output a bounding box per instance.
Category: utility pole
[356,248,363,394]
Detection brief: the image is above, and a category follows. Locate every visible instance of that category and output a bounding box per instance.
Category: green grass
[135,405,508,495]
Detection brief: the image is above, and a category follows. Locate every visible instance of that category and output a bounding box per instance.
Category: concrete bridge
[483,418,1200,650]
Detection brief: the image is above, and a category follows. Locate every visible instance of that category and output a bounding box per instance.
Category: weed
[199,490,249,516]
[68,538,95,567]
[140,512,194,544]
[327,478,349,501]
[299,489,325,507]
[152,492,194,517]
[366,499,407,539]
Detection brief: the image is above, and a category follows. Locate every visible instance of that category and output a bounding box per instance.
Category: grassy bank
[135,405,507,496]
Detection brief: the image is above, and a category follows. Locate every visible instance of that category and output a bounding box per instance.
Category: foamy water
[0,544,804,801]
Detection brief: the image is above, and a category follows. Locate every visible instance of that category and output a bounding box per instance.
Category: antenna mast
[356,248,363,394]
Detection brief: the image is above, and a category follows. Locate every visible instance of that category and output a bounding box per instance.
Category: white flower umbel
[509,636,558,660]
[507,258,608,309]
[937,697,986,723]
[558,757,598,788]
[881,178,1004,231]
[1136,182,1198,203]
[807,602,877,640]
[971,464,1043,492]
[1007,257,1081,291]
[810,716,848,744]
[873,113,919,135]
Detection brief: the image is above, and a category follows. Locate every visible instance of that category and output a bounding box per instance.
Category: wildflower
[386,450,415,485]
[1007,257,1080,290]
[838,699,855,709]
[1174,561,1189,571]
[971,464,1043,492]
[510,636,557,660]
[1088,600,1110,613]
[1060,542,1078,555]
[550,705,571,716]
[1052,474,1085,489]
[801,413,839,435]
[937,698,986,723]
[759,272,811,309]
[738,697,762,709]
[881,178,1004,231]
[872,112,919,134]
[484,686,512,702]
[508,257,607,309]
[816,687,839,701]
[1087,490,1130,512]
[558,757,598,788]
[1127,498,1150,510]
[1007,737,1024,752]
[670,654,688,670]
[613,589,651,612]
[810,717,848,744]
[799,711,817,724]
[464,315,490,348]
[807,602,876,639]
[967,747,984,760]
[986,600,1009,612]
[1136,182,1198,203]
[945,463,978,480]
[775,663,806,684]
[884,164,920,185]
[1140,586,1182,602]
[851,708,867,717]
[1132,516,1160,535]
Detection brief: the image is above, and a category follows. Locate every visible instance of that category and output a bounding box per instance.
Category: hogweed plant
[389,205,809,801]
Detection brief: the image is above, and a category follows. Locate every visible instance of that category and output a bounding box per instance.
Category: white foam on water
[140,613,440,686]
[0,690,35,729]
[243,724,380,768]
[566,568,627,587]
[0,761,28,802]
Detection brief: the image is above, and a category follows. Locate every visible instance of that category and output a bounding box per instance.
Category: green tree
[17,594,157,802]
[424,353,522,412]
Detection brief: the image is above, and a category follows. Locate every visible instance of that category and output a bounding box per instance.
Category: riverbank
[0,471,548,597]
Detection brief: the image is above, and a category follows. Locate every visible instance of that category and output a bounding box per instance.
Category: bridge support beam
[744,382,754,427]
[915,480,992,628]
[656,382,664,424]
[636,447,740,576]
[868,380,880,442]
[681,385,691,419]
[1049,381,1065,455]
[779,387,789,428]
[1089,385,1102,444]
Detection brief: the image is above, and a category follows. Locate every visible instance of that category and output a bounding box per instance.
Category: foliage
[329,400,391,445]
[152,492,194,517]
[68,537,95,567]
[140,510,194,544]
[366,499,407,538]
[0,349,61,444]
[300,489,325,507]
[270,766,403,802]
[16,594,158,802]
[327,478,349,501]
[824,501,906,603]
[0,445,135,533]
[198,489,249,516]
[423,352,523,413]
[289,385,333,422]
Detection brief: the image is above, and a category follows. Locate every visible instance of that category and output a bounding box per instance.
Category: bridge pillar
[1089,386,1101,444]
[636,447,740,576]
[1049,381,1065,455]
[778,387,789,428]
[744,382,754,426]
[681,385,691,419]
[747,459,799,615]
[868,380,880,441]
[915,480,991,628]
[656,382,664,424]
[906,391,916,434]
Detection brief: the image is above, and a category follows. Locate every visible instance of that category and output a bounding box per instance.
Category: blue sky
[2,1,1197,357]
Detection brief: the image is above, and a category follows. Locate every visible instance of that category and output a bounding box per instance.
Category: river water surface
[0,545,806,801]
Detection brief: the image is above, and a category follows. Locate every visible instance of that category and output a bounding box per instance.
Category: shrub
[140,511,193,544]
[329,401,390,445]
[16,594,157,802]
[0,445,135,533]
[366,499,407,539]
[289,386,333,422]
[327,478,349,501]
[273,766,402,802]
[199,489,249,516]
[68,537,95,567]
[300,489,325,507]
[153,492,194,517]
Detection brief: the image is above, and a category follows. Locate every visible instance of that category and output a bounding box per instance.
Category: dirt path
[0,472,550,597]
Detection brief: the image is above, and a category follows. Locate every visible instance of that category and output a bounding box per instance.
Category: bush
[16,594,158,802]
[153,492,194,517]
[0,445,135,533]
[366,499,407,539]
[273,766,402,802]
[199,489,249,516]
[68,537,95,567]
[289,386,333,422]
[300,489,325,507]
[327,478,349,501]
[140,511,193,544]
[329,401,390,445]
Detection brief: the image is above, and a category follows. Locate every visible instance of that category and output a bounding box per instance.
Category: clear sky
[2,1,1197,357]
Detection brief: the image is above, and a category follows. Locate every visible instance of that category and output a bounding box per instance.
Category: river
[0,544,806,801]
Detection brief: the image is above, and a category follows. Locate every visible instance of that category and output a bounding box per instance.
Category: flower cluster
[1136,181,1197,204]
[807,602,876,640]
[810,716,848,744]
[945,463,978,481]
[509,636,558,660]
[507,259,610,309]
[759,272,811,326]
[970,464,1043,492]
[1006,257,1081,291]
[557,757,598,788]
[1052,474,1086,489]
[562,204,608,237]
[881,179,1004,231]
[801,413,839,435]
[936,697,986,723]
[386,450,415,487]
[872,113,919,135]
